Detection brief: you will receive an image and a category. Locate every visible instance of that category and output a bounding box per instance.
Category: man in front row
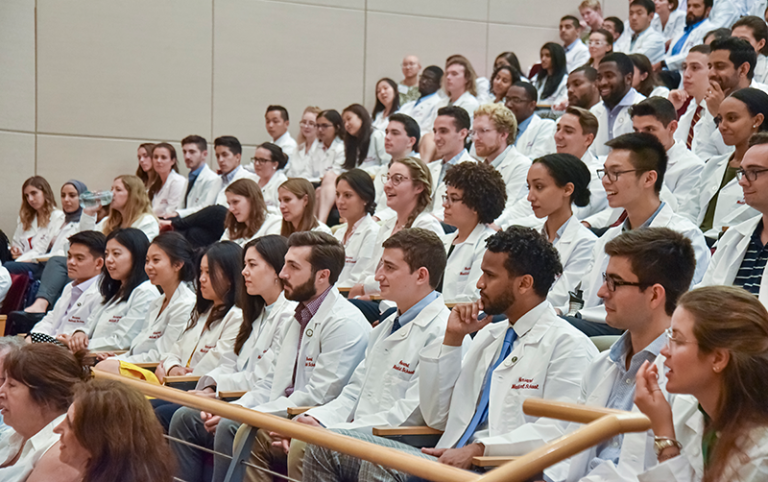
[303,226,598,482]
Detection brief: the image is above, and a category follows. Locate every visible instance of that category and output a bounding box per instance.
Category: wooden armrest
[287,406,312,416]
[218,390,246,400]
[132,362,159,369]
[0,315,6,336]
[445,302,457,310]
[164,375,201,384]
[372,426,443,436]
[36,256,52,263]
[369,295,382,301]
[472,456,518,467]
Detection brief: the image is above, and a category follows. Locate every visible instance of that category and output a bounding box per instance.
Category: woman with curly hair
[441,162,507,302]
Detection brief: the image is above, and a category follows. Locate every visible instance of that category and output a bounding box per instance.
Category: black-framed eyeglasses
[736,168,768,182]
[597,169,642,182]
[316,123,333,130]
[442,195,464,205]
[251,157,273,164]
[602,273,646,292]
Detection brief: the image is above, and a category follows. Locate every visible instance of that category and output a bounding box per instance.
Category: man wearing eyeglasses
[567,132,710,335]
[699,133,768,307]
[545,227,696,482]
[506,82,556,160]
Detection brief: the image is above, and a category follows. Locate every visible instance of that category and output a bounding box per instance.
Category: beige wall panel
[489,0,580,28]
[0,132,36,234]
[0,0,35,132]
[367,0,487,22]
[271,0,364,9]
[364,12,488,108]
[602,0,629,20]
[36,0,212,141]
[213,0,365,146]
[487,24,561,78]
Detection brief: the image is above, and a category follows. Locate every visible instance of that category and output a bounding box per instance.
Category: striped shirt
[734,220,768,296]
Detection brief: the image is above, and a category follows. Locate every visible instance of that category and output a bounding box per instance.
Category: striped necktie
[686,104,704,150]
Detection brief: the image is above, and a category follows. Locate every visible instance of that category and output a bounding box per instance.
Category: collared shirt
[221,165,242,185]
[622,201,665,232]
[606,89,639,139]
[734,220,768,296]
[438,149,467,186]
[415,92,437,107]
[489,146,512,170]
[188,163,205,184]
[515,115,533,143]
[670,19,705,56]
[541,215,571,244]
[588,331,667,470]
[0,414,66,482]
[286,285,333,396]
[63,275,99,319]
[396,291,439,329]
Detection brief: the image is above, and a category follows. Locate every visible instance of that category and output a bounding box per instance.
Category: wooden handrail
[286,406,312,416]
[372,426,443,436]
[522,398,626,424]
[164,375,201,384]
[218,390,246,400]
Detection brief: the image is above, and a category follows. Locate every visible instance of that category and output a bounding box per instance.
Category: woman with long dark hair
[220,178,281,246]
[488,64,521,104]
[531,42,569,106]
[372,78,400,131]
[629,53,669,98]
[135,142,155,189]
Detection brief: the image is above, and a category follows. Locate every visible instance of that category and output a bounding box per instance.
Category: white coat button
[625,378,632,385]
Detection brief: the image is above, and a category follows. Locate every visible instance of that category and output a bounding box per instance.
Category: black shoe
[6,310,45,335]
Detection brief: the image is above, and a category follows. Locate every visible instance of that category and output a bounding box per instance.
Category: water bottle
[80,190,113,209]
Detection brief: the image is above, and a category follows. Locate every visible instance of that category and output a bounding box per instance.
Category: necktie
[686,104,704,150]
[391,316,402,335]
[610,210,629,228]
[455,327,517,448]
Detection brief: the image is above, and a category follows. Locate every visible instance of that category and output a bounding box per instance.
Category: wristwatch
[653,436,682,456]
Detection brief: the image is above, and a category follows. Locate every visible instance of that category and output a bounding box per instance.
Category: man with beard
[168,231,370,482]
[655,0,713,72]
[302,226,598,482]
[567,65,601,110]
[590,53,646,157]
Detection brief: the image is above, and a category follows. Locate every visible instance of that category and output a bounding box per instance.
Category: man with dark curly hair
[440,162,507,302]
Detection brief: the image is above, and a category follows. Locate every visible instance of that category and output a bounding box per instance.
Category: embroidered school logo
[392,360,415,375]
[305,356,316,368]
[511,377,539,390]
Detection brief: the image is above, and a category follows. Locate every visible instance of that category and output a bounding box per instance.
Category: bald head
[402,55,422,82]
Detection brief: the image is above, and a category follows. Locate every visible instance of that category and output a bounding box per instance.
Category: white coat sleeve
[190,313,241,375]
[418,343,465,430]
[304,356,367,428]
[451,245,486,303]
[548,236,596,312]
[345,226,380,287]
[121,305,192,363]
[134,215,160,241]
[0,267,12,308]
[89,288,160,351]
[10,219,26,251]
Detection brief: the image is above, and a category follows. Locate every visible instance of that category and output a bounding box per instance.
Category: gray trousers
[168,405,242,482]
[303,428,437,482]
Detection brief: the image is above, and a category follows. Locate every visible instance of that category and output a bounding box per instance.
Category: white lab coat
[438,92,481,124]
[36,219,80,260]
[331,130,390,176]
[664,141,705,214]
[334,215,381,288]
[548,215,598,313]
[213,166,260,207]
[286,140,322,181]
[573,152,608,221]
[116,283,197,363]
[78,212,160,241]
[152,170,187,218]
[531,73,568,107]
[419,301,598,454]
[305,294,455,433]
[236,287,371,416]
[581,184,681,229]
[441,224,495,303]
[515,114,557,159]
[673,99,731,161]
[650,10,685,44]
[429,150,476,220]
[699,214,768,307]
[220,212,283,247]
[755,55,768,85]
[372,110,394,132]
[0,267,10,307]
[30,276,102,336]
[177,163,220,217]
[361,212,445,295]
[664,20,714,71]
[492,146,534,229]
[678,153,760,238]
[709,0,741,28]
[83,280,161,351]
[313,138,345,179]
[579,203,711,323]
[614,27,666,63]
[274,131,297,160]
[590,89,646,157]
[196,293,297,393]
[399,93,443,137]
[161,305,243,375]
[11,210,65,259]
[566,39,591,73]
[260,170,288,215]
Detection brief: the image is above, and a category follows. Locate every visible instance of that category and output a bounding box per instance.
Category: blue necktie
[456,327,517,448]
[391,316,402,335]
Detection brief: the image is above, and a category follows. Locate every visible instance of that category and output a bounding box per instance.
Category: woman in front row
[221,179,282,247]
[636,286,768,482]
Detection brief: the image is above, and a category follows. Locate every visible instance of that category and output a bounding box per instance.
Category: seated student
[148,143,187,218]
[531,43,569,106]
[441,162,506,303]
[79,174,160,241]
[554,106,608,220]
[630,96,705,213]
[472,103,533,229]
[635,286,768,481]
[191,235,296,397]
[176,135,219,217]
[428,106,474,221]
[374,113,421,221]
[285,106,322,180]
[584,30,614,71]
[135,142,155,189]
[346,157,444,309]
[602,16,626,46]
[372,78,400,131]
[630,54,670,98]
[312,109,346,183]
[399,55,421,105]
[437,56,480,122]
[655,0,713,73]
[545,228,696,482]
[65,228,160,353]
[733,16,768,85]
[0,344,89,482]
[7,176,64,263]
[169,232,370,482]
[333,169,381,289]
[244,229,463,482]
[567,65,602,110]
[527,154,597,314]
[279,178,332,237]
[53,379,175,482]
[568,133,710,335]
[251,142,288,214]
[220,179,282,247]
[580,0,605,39]
[303,227,599,482]
[613,0,665,63]
[699,132,768,306]
[398,65,444,137]
[507,82,557,158]
[24,231,106,341]
[651,0,685,50]
[265,105,297,159]
[591,52,646,157]
[93,232,196,368]
[562,15,591,72]
[680,88,766,239]
[488,64,520,104]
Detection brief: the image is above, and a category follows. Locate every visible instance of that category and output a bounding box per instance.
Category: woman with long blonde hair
[79,174,159,241]
[220,178,281,246]
[278,178,332,237]
[8,176,63,261]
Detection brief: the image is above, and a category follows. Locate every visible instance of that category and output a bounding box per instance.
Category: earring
[754,125,758,129]
[713,366,721,373]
